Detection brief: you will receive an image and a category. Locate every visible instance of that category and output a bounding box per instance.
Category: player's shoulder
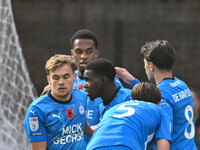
[114,77,123,87]
[142,102,167,116]
[118,87,131,93]
[159,77,187,88]
[74,70,78,74]
[72,89,87,103]
[28,93,52,110]
[31,93,50,106]
[132,100,159,109]
[118,87,132,98]
[72,88,86,95]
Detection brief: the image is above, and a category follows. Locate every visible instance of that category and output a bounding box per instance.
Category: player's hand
[115,67,135,85]
[40,84,52,97]
[91,124,99,132]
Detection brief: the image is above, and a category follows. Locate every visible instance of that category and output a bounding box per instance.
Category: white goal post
[0,0,38,149]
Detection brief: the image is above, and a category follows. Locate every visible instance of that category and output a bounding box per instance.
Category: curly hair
[70,29,98,49]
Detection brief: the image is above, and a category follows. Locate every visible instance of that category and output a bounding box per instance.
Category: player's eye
[64,75,70,79]
[87,50,93,54]
[52,76,59,80]
[75,49,82,54]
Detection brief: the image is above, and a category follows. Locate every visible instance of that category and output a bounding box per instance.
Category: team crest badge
[79,105,85,115]
[29,117,39,131]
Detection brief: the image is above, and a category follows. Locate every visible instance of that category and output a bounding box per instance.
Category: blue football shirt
[157,77,197,150]
[24,89,87,150]
[73,70,127,149]
[73,70,125,126]
[86,100,171,150]
[99,87,132,119]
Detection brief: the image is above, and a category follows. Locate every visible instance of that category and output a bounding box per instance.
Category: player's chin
[87,94,95,101]
[57,91,69,97]
[79,65,85,71]
[58,93,67,97]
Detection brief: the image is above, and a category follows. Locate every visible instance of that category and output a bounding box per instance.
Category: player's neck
[155,70,173,85]
[101,84,119,105]
[78,70,84,79]
[50,91,72,103]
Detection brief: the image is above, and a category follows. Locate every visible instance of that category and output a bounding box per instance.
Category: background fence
[12,0,200,95]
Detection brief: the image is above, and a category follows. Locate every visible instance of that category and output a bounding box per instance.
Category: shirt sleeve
[114,77,123,87]
[24,105,47,142]
[155,109,172,142]
[129,78,140,88]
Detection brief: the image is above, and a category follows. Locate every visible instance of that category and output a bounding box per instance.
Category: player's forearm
[115,67,136,85]
[156,138,170,150]
[84,121,95,137]
[30,141,47,150]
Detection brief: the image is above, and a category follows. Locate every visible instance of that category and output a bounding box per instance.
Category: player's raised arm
[115,67,135,84]
[115,67,140,87]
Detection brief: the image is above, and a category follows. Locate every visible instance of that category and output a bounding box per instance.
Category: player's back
[86,100,171,150]
[158,77,197,149]
[99,87,132,119]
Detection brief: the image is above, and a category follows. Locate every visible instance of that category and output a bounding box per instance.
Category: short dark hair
[140,40,176,71]
[131,82,161,104]
[70,29,98,49]
[85,58,116,81]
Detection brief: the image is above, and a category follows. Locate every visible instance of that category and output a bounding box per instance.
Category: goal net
[0,0,38,149]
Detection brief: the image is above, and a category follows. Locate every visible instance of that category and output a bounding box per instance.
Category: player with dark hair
[40,29,140,148]
[84,58,132,120]
[70,30,133,147]
[70,29,98,54]
[70,29,99,81]
[131,82,161,104]
[116,40,197,150]
[86,82,171,150]
[24,54,94,150]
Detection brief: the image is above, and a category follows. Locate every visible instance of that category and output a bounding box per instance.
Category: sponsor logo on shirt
[30,132,42,136]
[52,112,61,120]
[30,110,36,115]
[29,117,39,131]
[53,123,83,144]
[159,99,169,107]
[87,110,94,119]
[170,80,181,87]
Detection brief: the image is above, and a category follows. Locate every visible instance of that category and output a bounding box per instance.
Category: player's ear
[101,76,107,85]
[149,62,155,71]
[73,72,77,82]
[47,76,51,85]
[95,49,99,59]
[71,49,74,56]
